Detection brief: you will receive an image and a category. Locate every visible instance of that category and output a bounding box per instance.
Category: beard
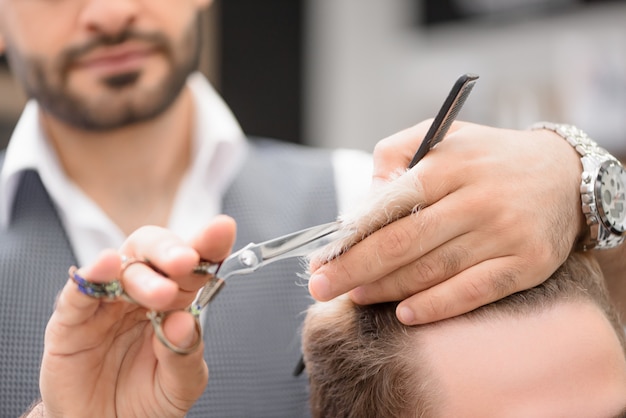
[4,17,201,131]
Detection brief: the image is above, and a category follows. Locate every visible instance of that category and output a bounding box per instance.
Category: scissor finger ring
[69,266,125,300]
[68,255,152,301]
[69,257,203,355]
[147,310,203,355]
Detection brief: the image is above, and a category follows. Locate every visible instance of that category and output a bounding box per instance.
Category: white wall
[304,0,626,155]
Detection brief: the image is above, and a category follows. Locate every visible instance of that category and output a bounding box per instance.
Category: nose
[79,0,139,37]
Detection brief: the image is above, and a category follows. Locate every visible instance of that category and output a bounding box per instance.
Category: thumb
[153,311,208,409]
[371,120,432,187]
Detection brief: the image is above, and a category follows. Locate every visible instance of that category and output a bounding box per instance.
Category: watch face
[596,161,626,234]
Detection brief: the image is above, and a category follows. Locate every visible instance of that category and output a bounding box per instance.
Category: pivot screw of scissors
[239,250,258,267]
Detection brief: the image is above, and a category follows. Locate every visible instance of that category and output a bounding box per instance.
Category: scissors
[189,220,345,312]
[71,220,346,354]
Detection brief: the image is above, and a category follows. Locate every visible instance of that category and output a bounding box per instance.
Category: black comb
[407,73,479,169]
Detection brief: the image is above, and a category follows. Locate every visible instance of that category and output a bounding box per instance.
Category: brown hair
[301,252,625,418]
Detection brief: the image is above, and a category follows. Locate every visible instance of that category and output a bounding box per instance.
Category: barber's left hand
[39,216,236,418]
[309,121,584,324]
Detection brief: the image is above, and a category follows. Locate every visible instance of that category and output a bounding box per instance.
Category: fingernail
[397,306,415,325]
[309,273,331,301]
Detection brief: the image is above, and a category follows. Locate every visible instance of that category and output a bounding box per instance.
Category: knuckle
[473,268,520,302]
[411,244,469,288]
[423,292,453,320]
[331,258,358,285]
[391,272,416,299]
[410,208,439,240]
[372,137,398,161]
[529,244,555,268]
[358,249,379,276]
[523,238,564,278]
[492,270,520,299]
[378,227,413,260]
[411,257,439,287]
[462,278,486,303]
[440,245,468,277]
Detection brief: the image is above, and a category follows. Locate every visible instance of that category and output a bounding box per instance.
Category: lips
[71,43,158,77]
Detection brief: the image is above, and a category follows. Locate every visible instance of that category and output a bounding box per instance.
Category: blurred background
[1,0,625,159]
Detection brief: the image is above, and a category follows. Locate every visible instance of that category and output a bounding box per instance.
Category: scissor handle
[189,275,226,315]
[146,310,203,355]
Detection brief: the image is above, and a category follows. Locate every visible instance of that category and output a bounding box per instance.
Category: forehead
[419,301,626,416]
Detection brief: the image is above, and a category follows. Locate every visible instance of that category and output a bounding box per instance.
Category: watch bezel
[594,159,626,236]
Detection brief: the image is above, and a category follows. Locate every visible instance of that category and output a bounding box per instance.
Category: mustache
[59,29,171,69]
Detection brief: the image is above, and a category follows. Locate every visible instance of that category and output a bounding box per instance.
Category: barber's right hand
[39,215,236,418]
[309,121,584,325]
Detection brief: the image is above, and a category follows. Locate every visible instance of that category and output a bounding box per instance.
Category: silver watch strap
[531,122,625,250]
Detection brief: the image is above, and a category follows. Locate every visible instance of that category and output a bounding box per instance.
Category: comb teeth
[429,79,477,147]
[408,73,478,169]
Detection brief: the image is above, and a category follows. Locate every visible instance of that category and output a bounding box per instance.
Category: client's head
[301,252,626,417]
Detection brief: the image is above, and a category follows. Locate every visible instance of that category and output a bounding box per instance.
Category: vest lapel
[0,170,77,415]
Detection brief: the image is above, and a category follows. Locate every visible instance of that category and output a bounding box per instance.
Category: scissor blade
[207,221,345,281]
[191,221,347,311]
[258,221,343,261]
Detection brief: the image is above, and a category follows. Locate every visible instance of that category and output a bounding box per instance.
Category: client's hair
[302,168,625,417]
[302,252,625,418]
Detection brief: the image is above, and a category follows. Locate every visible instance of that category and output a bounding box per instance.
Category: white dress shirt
[0,73,372,265]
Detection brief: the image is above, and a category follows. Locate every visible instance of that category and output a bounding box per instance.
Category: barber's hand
[309,121,584,324]
[39,215,236,418]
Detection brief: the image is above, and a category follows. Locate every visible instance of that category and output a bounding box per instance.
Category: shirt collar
[0,72,248,231]
[185,72,248,200]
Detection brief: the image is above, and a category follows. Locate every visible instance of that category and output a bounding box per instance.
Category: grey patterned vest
[0,138,338,417]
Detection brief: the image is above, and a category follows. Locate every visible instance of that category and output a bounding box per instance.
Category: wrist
[531,122,626,251]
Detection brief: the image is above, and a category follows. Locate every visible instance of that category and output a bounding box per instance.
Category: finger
[47,249,127,354]
[309,189,476,301]
[121,261,182,311]
[120,226,201,310]
[122,225,200,277]
[371,120,470,187]
[394,256,546,325]
[153,311,208,410]
[189,214,237,262]
[348,229,505,305]
[371,120,432,186]
[121,218,236,310]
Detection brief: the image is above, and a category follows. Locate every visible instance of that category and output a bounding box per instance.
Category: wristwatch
[532,122,626,250]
